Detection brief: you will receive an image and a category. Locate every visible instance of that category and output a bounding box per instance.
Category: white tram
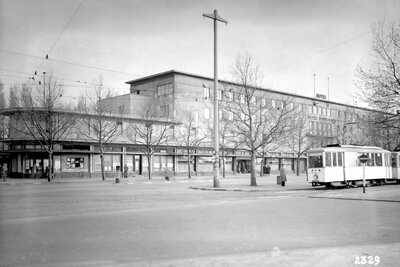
[393,152,400,179]
[307,145,397,187]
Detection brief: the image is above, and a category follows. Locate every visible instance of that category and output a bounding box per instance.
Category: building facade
[0,70,390,178]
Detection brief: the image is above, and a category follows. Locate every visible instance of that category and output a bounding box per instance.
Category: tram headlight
[313,174,319,181]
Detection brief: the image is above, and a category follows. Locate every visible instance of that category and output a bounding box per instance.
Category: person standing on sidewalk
[279,166,287,186]
[1,165,6,182]
[123,164,128,179]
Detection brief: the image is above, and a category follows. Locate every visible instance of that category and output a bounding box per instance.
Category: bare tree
[128,101,171,180]
[176,111,207,178]
[8,86,19,108]
[219,116,231,178]
[226,54,294,186]
[77,84,122,181]
[0,81,5,108]
[10,76,74,181]
[217,93,237,178]
[0,81,6,153]
[357,21,400,147]
[288,113,311,176]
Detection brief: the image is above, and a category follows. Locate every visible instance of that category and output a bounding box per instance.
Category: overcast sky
[1,0,399,105]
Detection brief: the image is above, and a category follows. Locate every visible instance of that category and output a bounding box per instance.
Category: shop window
[113,154,121,171]
[66,157,84,169]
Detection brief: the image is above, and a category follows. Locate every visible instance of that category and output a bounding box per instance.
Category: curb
[309,196,400,203]
[189,186,290,192]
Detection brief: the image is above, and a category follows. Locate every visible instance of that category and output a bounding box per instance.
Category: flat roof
[126,69,383,114]
[0,107,180,125]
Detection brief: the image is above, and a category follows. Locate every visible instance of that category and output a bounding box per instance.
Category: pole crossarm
[202,11,228,24]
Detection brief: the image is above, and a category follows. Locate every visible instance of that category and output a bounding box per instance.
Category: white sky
[1,0,399,105]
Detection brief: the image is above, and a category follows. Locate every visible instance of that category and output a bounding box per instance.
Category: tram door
[392,153,399,179]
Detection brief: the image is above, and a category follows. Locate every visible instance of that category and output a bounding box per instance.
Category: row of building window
[309,121,334,137]
[201,87,366,121]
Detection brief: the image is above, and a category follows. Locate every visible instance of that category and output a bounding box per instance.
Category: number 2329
[355,256,380,265]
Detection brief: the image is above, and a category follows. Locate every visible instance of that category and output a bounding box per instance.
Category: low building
[0,70,392,178]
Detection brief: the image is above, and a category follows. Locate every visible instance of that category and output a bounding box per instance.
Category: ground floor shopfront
[0,141,307,178]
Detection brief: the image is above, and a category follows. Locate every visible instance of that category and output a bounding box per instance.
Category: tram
[393,152,400,179]
[306,145,396,187]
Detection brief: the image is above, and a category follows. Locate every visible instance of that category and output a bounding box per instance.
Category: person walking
[279,166,287,186]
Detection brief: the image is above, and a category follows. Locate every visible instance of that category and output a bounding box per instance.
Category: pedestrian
[1,165,5,182]
[279,166,287,186]
[45,166,50,180]
[123,164,128,179]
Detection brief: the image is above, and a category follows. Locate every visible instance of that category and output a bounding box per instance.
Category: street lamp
[202,9,227,188]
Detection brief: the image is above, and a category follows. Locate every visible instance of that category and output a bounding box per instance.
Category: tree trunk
[222,150,226,178]
[147,154,152,180]
[187,149,191,179]
[100,145,105,181]
[48,151,53,182]
[296,156,300,176]
[250,151,257,186]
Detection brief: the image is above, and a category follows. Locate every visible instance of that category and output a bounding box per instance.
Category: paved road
[1,177,399,266]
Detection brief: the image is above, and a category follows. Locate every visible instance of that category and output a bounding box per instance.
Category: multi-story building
[0,70,390,178]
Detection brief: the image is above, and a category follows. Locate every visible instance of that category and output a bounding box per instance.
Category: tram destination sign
[358,153,369,163]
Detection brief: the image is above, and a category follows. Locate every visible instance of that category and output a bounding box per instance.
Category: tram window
[309,155,323,168]
[367,153,374,166]
[338,152,342,166]
[332,153,337,166]
[325,152,332,167]
[375,153,382,166]
[393,155,398,167]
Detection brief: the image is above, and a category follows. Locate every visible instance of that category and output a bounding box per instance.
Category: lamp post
[359,153,369,193]
[203,9,227,188]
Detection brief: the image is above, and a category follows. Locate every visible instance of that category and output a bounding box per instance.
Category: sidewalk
[0,172,309,187]
[190,173,310,192]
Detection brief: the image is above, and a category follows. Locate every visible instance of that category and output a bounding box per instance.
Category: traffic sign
[358,154,369,163]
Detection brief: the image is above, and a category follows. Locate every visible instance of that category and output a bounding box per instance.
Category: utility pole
[43,72,46,105]
[203,9,227,188]
[327,76,330,100]
[313,73,316,97]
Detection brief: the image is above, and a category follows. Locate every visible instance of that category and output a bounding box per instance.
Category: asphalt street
[1,176,399,266]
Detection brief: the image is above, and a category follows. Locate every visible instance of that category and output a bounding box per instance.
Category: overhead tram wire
[317,31,371,54]
[34,0,85,75]
[0,48,141,77]
[0,67,129,93]
[47,0,85,56]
